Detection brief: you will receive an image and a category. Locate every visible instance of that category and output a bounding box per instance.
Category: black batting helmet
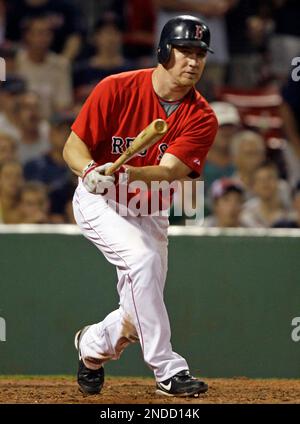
[157,15,213,65]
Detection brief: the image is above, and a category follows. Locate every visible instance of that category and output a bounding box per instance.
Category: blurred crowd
[0,0,300,227]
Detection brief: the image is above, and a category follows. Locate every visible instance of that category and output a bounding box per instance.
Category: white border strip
[0,224,300,237]
[0,224,81,235]
[168,226,300,237]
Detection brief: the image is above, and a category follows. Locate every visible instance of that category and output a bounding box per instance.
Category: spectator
[0,0,5,45]
[49,172,77,223]
[73,16,132,102]
[241,161,293,227]
[226,0,273,88]
[0,76,27,140]
[122,0,156,66]
[64,198,76,224]
[16,15,73,118]
[231,130,266,195]
[0,132,17,165]
[24,111,74,192]
[273,182,300,228]
[292,182,300,224]
[15,91,50,164]
[18,181,50,223]
[203,102,240,194]
[0,44,19,77]
[203,177,245,227]
[0,160,24,223]
[231,130,292,207]
[289,183,300,228]
[5,0,84,61]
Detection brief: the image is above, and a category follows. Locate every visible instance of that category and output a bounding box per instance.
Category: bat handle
[105,161,122,176]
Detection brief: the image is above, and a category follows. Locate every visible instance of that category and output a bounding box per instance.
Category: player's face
[167,46,207,86]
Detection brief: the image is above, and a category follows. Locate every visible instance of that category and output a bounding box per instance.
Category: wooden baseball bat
[105,119,168,176]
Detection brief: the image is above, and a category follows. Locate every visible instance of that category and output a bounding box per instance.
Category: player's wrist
[81,160,97,180]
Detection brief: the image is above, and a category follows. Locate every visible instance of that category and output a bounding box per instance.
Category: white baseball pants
[72,180,189,382]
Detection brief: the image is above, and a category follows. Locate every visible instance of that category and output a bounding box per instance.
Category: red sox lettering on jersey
[111,137,147,157]
[111,137,169,161]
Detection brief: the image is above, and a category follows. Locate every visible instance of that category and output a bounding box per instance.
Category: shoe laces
[176,370,193,381]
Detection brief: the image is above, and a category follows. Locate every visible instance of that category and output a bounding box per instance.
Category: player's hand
[82,161,115,194]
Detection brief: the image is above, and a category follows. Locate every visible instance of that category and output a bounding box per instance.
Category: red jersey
[71,68,218,178]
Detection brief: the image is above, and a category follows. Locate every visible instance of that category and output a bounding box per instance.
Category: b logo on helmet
[194,25,203,40]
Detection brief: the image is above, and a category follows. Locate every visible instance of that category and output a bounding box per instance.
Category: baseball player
[63,15,218,397]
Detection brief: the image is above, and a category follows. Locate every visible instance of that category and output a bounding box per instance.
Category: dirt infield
[0,377,300,404]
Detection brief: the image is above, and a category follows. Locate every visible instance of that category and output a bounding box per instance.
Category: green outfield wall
[0,227,300,378]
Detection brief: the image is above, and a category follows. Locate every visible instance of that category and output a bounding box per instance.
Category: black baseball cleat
[74,327,104,395]
[156,370,208,397]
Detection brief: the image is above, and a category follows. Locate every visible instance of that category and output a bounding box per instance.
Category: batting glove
[82,161,115,194]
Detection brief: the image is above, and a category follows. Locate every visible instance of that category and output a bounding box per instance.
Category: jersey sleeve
[165,111,218,178]
[71,77,114,150]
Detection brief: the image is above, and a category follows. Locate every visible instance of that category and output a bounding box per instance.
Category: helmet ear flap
[157,43,172,65]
